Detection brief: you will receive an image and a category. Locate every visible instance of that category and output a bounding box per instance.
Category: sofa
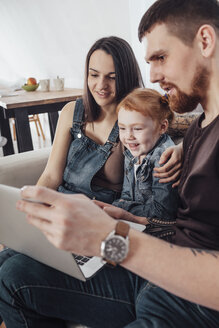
[0,147,51,188]
[0,112,201,188]
[0,112,200,328]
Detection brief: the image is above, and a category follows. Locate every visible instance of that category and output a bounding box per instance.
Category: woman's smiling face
[88,49,116,109]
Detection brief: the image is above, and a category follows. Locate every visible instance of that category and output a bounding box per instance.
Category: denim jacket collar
[123,134,167,166]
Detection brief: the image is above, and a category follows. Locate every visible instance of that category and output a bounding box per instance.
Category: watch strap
[115,221,130,238]
[105,260,117,268]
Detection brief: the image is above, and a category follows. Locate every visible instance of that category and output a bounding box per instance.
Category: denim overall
[58,98,121,203]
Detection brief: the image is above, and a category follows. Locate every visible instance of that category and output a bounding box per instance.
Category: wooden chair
[12,115,45,141]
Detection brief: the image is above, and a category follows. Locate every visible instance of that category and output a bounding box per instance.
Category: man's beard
[161,66,209,114]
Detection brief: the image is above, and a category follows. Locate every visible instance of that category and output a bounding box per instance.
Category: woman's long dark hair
[83,36,144,121]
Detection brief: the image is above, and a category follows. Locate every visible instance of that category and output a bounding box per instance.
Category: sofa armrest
[0,147,51,188]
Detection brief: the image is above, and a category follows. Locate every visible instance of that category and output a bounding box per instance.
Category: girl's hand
[93,200,149,225]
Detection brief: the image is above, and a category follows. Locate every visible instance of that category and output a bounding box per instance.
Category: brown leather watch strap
[115,221,130,238]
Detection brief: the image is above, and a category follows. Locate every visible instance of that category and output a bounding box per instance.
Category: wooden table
[0,88,83,156]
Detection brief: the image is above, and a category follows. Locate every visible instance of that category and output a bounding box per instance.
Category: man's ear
[160,119,168,134]
[196,24,216,58]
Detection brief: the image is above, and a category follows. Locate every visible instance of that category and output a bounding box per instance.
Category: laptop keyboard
[73,254,92,266]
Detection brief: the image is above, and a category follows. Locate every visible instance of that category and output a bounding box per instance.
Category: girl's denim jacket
[113,134,179,229]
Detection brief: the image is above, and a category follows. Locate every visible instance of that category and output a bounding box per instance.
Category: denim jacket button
[77,133,82,138]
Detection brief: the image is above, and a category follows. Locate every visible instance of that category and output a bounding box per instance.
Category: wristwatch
[101,221,130,266]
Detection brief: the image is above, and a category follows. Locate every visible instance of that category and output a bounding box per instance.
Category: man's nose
[150,65,164,84]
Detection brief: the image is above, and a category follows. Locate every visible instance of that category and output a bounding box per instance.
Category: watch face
[104,235,128,263]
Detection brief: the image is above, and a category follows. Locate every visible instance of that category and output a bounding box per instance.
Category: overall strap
[106,121,119,144]
[71,98,85,134]
[73,98,84,124]
[101,121,119,152]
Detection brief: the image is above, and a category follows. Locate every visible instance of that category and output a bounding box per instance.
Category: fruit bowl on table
[22,84,39,92]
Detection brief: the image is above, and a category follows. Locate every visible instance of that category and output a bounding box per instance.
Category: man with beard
[1,0,219,327]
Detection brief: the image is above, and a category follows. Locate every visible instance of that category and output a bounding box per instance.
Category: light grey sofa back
[0,147,50,188]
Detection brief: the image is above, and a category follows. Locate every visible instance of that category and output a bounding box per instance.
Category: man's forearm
[122,229,219,311]
[18,187,219,312]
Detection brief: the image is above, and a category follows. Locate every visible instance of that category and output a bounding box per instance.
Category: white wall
[145,0,161,91]
[0,0,153,90]
[128,0,148,86]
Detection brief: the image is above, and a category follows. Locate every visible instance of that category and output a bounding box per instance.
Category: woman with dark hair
[37,36,144,203]
[0,36,144,328]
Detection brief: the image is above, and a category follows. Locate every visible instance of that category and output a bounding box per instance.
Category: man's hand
[16,186,115,256]
[153,143,183,187]
[94,200,149,225]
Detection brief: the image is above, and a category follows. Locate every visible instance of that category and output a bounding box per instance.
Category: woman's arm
[36,101,75,189]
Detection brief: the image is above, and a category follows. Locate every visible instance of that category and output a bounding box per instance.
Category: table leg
[48,111,59,142]
[15,108,33,152]
[0,107,14,156]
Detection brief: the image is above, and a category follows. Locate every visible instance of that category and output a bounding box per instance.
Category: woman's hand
[153,142,183,188]
[93,200,149,225]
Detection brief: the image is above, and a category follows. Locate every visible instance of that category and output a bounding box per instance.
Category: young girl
[112,88,179,236]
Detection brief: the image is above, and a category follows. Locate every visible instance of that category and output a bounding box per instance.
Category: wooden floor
[0,113,52,157]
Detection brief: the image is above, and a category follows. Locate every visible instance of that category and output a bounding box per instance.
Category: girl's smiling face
[118,108,167,163]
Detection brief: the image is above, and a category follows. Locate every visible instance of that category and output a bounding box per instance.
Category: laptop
[0,184,146,281]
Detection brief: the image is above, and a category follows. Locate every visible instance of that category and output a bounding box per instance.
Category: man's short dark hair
[138,0,219,45]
